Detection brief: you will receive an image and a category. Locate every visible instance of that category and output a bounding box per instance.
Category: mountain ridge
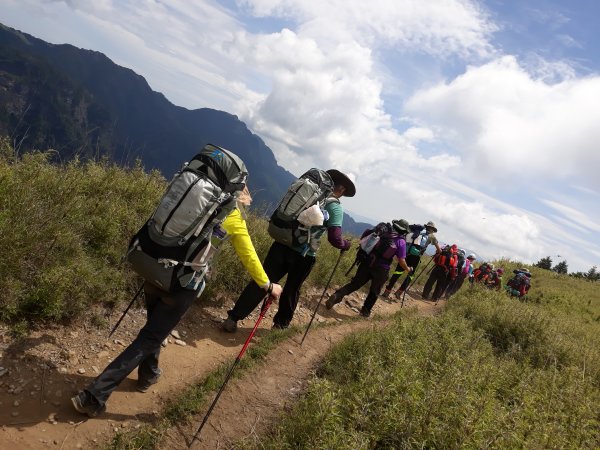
[0,23,372,234]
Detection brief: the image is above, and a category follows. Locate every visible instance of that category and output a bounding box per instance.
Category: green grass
[251,266,600,450]
[4,139,600,449]
[254,317,599,449]
[0,141,165,325]
[0,139,357,329]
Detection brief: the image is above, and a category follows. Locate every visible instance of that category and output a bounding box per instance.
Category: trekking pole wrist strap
[266,282,274,295]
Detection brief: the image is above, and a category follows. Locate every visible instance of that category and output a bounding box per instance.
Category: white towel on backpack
[297,204,324,227]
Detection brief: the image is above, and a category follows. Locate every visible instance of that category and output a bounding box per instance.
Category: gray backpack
[268,169,334,252]
[126,144,247,294]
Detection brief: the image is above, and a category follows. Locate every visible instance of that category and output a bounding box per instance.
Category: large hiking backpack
[268,169,334,251]
[356,222,391,263]
[407,224,427,256]
[474,262,490,281]
[436,245,457,268]
[368,222,400,266]
[126,144,247,294]
[507,271,530,294]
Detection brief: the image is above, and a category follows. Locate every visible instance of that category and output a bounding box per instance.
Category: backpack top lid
[302,168,335,192]
[194,144,248,193]
[374,222,393,235]
[514,268,532,277]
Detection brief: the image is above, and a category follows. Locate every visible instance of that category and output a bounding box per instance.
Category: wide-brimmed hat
[326,169,356,197]
[425,221,438,233]
[392,219,411,234]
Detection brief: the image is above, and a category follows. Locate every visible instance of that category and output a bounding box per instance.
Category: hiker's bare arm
[397,257,412,272]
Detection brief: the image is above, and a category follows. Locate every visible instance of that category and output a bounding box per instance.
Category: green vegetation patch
[0,142,165,326]
[0,140,357,329]
[446,287,600,386]
[256,314,599,449]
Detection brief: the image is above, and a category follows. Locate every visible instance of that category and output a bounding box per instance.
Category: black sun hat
[326,169,356,197]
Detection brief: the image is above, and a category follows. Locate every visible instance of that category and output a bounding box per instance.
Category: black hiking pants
[85,283,196,406]
[334,261,389,314]
[422,265,451,300]
[385,253,421,292]
[445,273,466,298]
[228,241,316,328]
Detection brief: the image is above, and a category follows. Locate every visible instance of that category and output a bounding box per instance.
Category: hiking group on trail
[70,144,531,422]
[325,219,412,317]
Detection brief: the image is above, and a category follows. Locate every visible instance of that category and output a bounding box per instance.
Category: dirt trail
[0,287,439,449]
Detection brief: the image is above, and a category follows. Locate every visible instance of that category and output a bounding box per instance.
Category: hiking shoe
[394,289,405,299]
[381,288,391,299]
[137,369,162,393]
[221,317,238,333]
[71,391,105,418]
[272,323,288,330]
[359,307,371,318]
[325,292,342,310]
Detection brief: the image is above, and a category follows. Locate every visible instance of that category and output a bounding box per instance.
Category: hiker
[505,268,532,298]
[444,249,472,298]
[472,262,493,284]
[71,145,283,418]
[466,254,476,284]
[325,220,412,317]
[422,244,458,301]
[485,267,504,290]
[382,221,441,299]
[222,169,355,332]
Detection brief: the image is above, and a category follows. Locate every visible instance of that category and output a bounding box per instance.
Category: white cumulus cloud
[405,55,600,189]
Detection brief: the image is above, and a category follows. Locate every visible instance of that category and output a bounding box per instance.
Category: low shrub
[255,315,600,449]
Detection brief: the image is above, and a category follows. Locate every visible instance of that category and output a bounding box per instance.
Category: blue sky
[3,0,599,271]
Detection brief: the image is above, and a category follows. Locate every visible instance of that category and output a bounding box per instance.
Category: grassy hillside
[3,139,598,448]
[0,139,357,330]
[252,267,600,449]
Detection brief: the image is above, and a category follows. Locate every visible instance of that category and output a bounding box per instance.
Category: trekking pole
[400,258,434,308]
[344,257,358,277]
[300,249,344,346]
[189,294,272,448]
[108,283,144,338]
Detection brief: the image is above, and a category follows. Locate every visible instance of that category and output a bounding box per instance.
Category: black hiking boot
[325,292,342,310]
[221,317,238,333]
[272,323,288,330]
[359,307,371,318]
[137,369,162,393]
[394,288,405,300]
[71,390,106,418]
